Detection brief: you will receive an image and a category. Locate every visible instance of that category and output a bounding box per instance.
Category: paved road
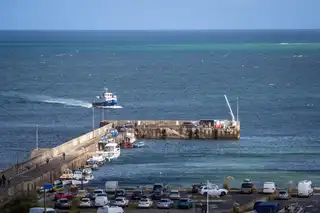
[0,138,98,198]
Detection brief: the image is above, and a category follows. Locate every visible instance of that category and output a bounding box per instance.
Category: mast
[36,124,39,150]
[236,97,239,122]
[224,95,235,122]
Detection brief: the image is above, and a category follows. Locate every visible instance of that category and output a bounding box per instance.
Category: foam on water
[1,91,92,108]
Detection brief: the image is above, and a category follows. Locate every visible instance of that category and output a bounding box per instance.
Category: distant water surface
[0,30,319,186]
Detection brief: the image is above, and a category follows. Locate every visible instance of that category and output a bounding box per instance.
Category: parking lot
[44,189,269,213]
[274,194,320,213]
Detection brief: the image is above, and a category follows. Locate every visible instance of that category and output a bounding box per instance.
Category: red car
[54,192,72,200]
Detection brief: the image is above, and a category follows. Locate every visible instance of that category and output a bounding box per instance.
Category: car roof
[170,190,179,192]
[115,196,125,199]
[279,190,288,192]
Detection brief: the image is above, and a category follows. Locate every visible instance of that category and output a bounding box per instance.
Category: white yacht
[103,142,120,161]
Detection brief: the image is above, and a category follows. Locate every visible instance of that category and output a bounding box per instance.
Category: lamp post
[92,101,95,137]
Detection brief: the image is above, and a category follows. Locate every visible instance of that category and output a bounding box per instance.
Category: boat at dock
[101,142,120,161]
[133,141,145,148]
[87,154,105,165]
[92,88,118,108]
[72,169,89,185]
[120,132,137,148]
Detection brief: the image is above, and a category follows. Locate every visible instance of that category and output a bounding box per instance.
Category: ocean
[0,30,319,188]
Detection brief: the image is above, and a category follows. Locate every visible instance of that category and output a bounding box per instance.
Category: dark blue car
[177,198,193,209]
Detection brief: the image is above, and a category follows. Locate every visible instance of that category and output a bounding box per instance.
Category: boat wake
[95,105,123,109]
[1,91,92,108]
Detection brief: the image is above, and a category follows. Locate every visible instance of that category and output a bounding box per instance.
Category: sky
[0,0,319,30]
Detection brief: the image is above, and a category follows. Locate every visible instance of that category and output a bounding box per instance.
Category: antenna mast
[36,124,39,150]
[224,95,235,122]
[236,97,239,121]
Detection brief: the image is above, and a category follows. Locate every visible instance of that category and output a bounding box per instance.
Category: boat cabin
[104,143,120,152]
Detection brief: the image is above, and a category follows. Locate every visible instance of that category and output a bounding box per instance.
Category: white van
[297,180,313,197]
[105,181,119,193]
[29,207,56,213]
[97,205,124,213]
[262,182,276,194]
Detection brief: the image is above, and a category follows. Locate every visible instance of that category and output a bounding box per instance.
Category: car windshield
[160,199,169,203]
[81,198,90,202]
[170,191,179,194]
[180,199,189,202]
[97,194,107,197]
[60,199,68,203]
[134,191,142,194]
[279,191,287,194]
[94,191,103,194]
[242,183,253,188]
[140,199,148,202]
[116,198,123,201]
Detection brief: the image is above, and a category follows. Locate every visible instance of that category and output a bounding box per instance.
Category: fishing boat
[120,132,136,148]
[59,169,73,185]
[102,142,120,161]
[133,141,145,148]
[92,88,118,108]
[83,173,94,181]
[87,154,105,165]
[83,167,92,175]
[72,169,89,185]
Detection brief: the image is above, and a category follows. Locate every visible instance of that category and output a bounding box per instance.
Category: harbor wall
[100,120,240,140]
[0,123,113,187]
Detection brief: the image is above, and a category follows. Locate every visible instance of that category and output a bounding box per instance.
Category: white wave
[95,105,123,109]
[1,91,92,108]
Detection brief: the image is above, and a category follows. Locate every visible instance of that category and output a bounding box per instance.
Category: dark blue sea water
[0,30,320,187]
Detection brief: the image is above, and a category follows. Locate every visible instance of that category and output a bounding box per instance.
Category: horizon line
[0,28,320,32]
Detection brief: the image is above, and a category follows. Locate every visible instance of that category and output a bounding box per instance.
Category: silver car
[168,190,180,200]
[277,190,291,200]
[157,198,173,209]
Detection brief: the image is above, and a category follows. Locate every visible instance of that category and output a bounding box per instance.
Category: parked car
[157,198,174,209]
[199,185,228,197]
[90,189,104,200]
[54,198,72,209]
[138,197,153,208]
[131,190,145,200]
[54,192,72,200]
[114,196,129,207]
[168,190,180,200]
[114,189,127,199]
[177,198,193,209]
[153,183,164,192]
[97,206,124,213]
[79,197,92,208]
[241,182,256,194]
[152,189,165,200]
[192,184,204,193]
[95,193,109,207]
[277,190,291,200]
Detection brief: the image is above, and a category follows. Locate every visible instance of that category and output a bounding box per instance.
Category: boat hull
[92,100,117,107]
[72,179,89,185]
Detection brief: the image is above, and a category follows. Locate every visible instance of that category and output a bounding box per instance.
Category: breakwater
[0,123,113,201]
[100,119,240,140]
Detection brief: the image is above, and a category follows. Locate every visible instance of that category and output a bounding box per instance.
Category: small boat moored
[133,141,145,148]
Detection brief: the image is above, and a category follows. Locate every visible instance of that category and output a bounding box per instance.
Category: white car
[97,206,124,213]
[92,189,104,200]
[79,197,92,208]
[138,198,153,208]
[168,190,180,200]
[95,193,109,207]
[199,185,228,197]
[157,198,174,209]
[114,196,129,207]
